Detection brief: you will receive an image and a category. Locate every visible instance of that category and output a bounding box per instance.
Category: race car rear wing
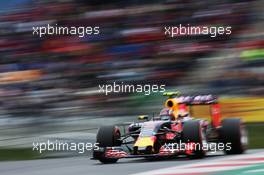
[164,92,221,127]
[177,95,218,105]
[163,92,218,105]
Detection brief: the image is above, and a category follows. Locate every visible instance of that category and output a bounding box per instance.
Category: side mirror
[138,115,149,121]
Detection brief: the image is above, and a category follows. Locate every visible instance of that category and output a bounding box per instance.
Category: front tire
[93,125,121,163]
[182,120,206,159]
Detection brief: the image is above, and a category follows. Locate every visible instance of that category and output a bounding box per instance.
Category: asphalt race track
[1,149,264,175]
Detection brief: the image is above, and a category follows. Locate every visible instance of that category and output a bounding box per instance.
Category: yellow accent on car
[134,137,154,147]
[138,115,148,120]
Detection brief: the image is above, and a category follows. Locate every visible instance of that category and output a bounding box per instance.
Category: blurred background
[0,0,263,160]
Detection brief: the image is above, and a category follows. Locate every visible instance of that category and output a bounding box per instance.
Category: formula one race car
[93,92,248,163]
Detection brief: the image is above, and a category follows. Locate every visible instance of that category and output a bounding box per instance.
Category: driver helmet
[159,108,177,121]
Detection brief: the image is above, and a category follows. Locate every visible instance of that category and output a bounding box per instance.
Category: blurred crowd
[0,0,262,117]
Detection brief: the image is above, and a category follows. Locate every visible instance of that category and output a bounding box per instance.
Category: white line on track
[131,151,264,175]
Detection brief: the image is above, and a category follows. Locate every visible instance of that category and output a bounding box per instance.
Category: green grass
[0,148,40,161]
[246,123,264,149]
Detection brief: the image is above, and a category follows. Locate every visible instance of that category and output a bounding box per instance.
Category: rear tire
[182,120,205,159]
[220,118,247,154]
[93,125,121,163]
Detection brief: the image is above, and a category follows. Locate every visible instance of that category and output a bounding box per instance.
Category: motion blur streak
[0,0,263,165]
[0,0,262,119]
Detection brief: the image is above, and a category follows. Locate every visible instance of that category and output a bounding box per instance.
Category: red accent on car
[105,149,128,158]
[171,122,182,132]
[185,142,196,155]
[150,136,157,142]
[211,103,221,128]
[166,133,176,140]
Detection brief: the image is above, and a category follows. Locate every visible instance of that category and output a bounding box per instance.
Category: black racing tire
[93,125,121,163]
[220,118,247,154]
[182,120,205,159]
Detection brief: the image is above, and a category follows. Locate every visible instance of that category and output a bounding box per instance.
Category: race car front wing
[92,145,196,160]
